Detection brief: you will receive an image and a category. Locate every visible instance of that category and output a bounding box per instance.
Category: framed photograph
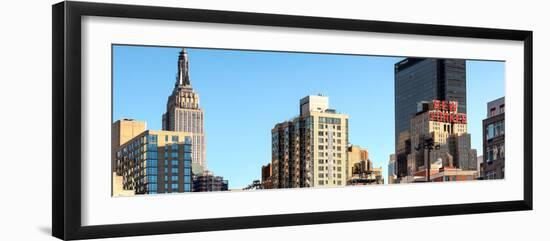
[52,1,533,240]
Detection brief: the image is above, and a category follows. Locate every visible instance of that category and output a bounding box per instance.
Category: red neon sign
[429,100,466,124]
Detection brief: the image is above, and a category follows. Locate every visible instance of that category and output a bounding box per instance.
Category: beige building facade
[271,95,349,188]
[399,100,477,183]
[346,145,369,180]
[111,119,146,171]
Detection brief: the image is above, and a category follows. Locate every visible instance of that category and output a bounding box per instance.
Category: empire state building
[162,49,206,169]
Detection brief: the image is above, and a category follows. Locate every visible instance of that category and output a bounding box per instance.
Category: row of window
[486,144,505,161]
[317,180,343,185]
[318,166,342,171]
[318,117,342,125]
[318,138,342,144]
[318,131,342,137]
[486,121,505,140]
[318,152,343,158]
[318,159,342,165]
[318,173,343,178]
[164,135,179,142]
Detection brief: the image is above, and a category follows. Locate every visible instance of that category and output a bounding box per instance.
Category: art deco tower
[162,49,206,170]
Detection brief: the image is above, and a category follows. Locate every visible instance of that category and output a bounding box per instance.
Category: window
[183,144,191,152]
[319,124,324,129]
[171,160,178,166]
[171,176,178,181]
[318,145,324,150]
[318,131,324,136]
[172,136,179,142]
[318,181,324,185]
[318,138,324,143]
[486,124,495,140]
[171,183,179,190]
[171,168,179,173]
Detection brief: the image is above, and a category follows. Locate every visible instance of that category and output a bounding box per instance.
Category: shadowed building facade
[482,97,505,179]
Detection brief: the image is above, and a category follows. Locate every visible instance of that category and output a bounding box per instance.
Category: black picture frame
[52,1,533,240]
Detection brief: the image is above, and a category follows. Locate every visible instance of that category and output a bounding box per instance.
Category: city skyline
[113,45,505,189]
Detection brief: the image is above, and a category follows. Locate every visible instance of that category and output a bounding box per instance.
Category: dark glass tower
[394,58,466,176]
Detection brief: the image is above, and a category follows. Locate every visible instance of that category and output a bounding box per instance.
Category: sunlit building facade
[114,130,193,195]
[398,100,477,183]
[162,49,207,171]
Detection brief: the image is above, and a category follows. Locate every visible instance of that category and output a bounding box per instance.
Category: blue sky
[113,45,504,189]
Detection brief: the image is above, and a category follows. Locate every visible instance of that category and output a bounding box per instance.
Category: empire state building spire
[176,48,191,86]
[163,48,207,170]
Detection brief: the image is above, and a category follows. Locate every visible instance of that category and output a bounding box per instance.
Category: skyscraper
[394,58,466,178]
[162,49,206,170]
[271,95,349,188]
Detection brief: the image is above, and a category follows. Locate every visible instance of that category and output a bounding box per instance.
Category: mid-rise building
[394,58,467,179]
[346,145,369,181]
[271,95,349,188]
[261,163,273,189]
[347,158,384,185]
[113,129,193,195]
[192,170,229,192]
[162,49,206,171]
[482,97,505,179]
[397,100,477,183]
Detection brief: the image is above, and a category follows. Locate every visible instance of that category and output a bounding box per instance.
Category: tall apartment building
[394,58,467,179]
[271,95,349,188]
[400,100,477,183]
[113,129,193,195]
[162,48,206,171]
[482,97,505,179]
